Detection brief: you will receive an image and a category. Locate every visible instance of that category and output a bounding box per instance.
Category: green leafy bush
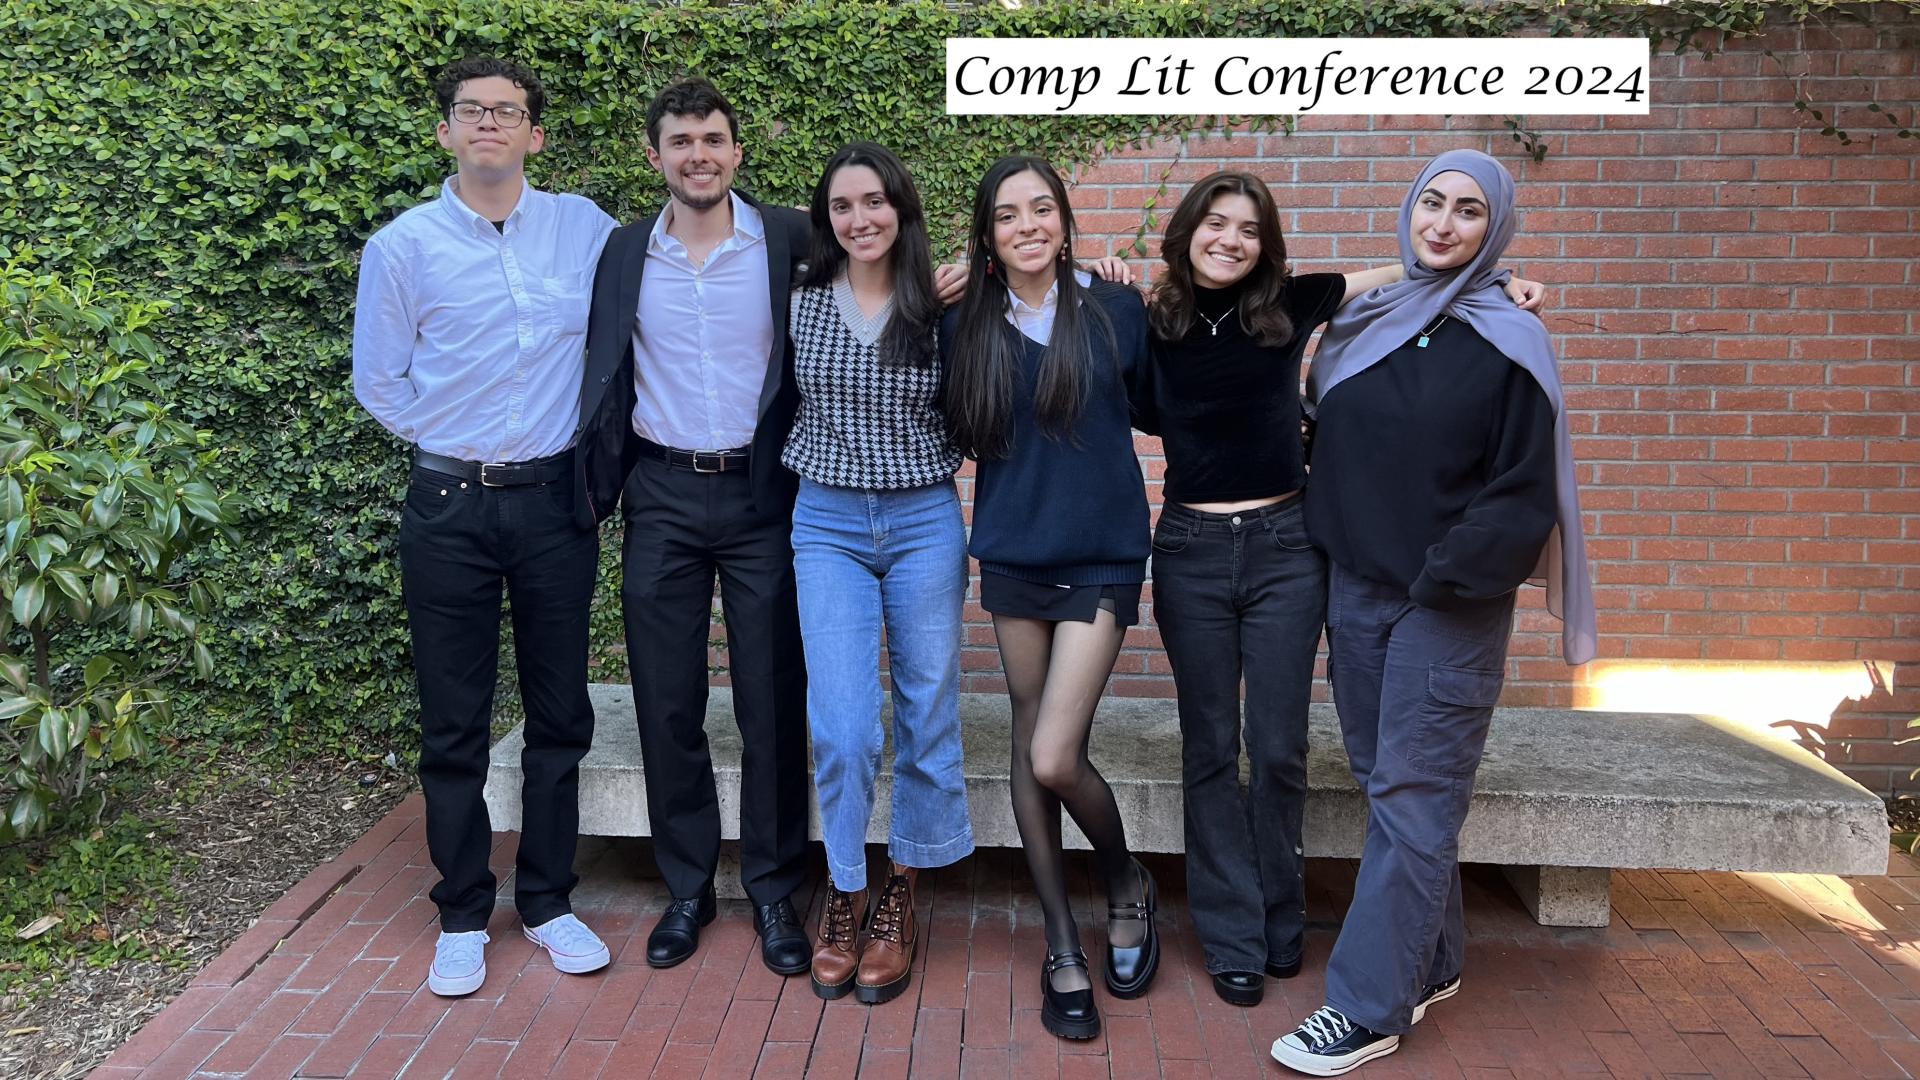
[0,264,239,838]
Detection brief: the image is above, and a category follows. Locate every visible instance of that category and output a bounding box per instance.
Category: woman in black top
[941,155,1159,1041]
[1271,150,1596,1077]
[1095,172,1539,1010]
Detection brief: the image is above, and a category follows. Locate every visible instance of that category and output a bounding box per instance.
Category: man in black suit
[576,77,814,975]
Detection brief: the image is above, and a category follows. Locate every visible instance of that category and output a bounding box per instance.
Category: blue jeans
[1322,562,1516,1035]
[792,479,975,891]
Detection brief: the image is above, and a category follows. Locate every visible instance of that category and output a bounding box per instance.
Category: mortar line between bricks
[213,865,370,991]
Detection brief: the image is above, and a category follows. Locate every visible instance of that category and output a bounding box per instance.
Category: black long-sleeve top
[1305,317,1557,609]
[1148,274,1346,504]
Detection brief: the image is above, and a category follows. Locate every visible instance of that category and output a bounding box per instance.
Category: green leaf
[0,695,39,721]
[83,654,117,689]
[91,571,120,611]
[91,484,123,528]
[12,578,45,625]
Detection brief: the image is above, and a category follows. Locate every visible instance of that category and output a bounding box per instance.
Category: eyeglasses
[449,102,531,128]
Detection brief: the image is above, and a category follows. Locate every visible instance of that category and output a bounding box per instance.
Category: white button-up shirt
[630,192,775,451]
[1005,269,1092,346]
[352,177,615,462]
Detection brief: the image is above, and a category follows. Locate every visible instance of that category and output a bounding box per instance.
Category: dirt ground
[0,755,412,1080]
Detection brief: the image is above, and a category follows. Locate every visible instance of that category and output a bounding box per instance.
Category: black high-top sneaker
[1270,1005,1400,1076]
[1411,976,1461,1024]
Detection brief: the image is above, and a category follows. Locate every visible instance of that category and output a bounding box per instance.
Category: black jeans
[1150,499,1327,975]
[619,454,810,907]
[398,466,598,932]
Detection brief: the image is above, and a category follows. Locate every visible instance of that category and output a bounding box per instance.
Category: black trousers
[619,455,810,906]
[1151,499,1326,975]
[398,466,598,933]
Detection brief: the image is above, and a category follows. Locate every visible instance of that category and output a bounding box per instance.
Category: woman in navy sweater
[941,155,1159,1040]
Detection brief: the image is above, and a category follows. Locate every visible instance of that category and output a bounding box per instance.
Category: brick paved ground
[92,794,1920,1078]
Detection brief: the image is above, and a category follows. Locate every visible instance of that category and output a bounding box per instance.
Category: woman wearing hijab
[1270,149,1596,1077]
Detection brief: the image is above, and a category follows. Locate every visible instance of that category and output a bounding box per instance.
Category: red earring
[985,254,996,276]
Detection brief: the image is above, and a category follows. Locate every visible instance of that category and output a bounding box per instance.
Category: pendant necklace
[1199,304,1238,337]
[1416,314,1450,348]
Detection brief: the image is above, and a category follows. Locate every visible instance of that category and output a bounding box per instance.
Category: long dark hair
[945,155,1114,460]
[1148,171,1295,347]
[798,142,938,368]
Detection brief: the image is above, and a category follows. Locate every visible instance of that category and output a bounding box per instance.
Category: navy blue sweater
[941,279,1152,586]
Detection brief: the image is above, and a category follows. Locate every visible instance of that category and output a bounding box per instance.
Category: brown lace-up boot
[810,882,866,1000]
[855,864,917,1004]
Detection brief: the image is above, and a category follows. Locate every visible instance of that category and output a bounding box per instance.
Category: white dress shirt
[1005,269,1093,346]
[352,177,615,462]
[630,192,776,451]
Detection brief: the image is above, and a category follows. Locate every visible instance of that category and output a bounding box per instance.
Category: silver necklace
[1199,304,1238,337]
[1416,314,1449,348]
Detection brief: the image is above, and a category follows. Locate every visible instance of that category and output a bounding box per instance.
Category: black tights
[995,611,1144,991]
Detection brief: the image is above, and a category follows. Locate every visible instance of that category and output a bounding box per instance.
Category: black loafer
[1104,857,1159,999]
[1265,952,1303,980]
[754,897,810,976]
[1041,948,1100,1040]
[647,885,717,969]
[1213,970,1265,1006]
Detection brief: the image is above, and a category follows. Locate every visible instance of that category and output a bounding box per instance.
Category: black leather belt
[636,438,751,474]
[413,449,571,487]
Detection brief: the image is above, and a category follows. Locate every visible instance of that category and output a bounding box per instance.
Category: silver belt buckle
[480,462,510,487]
[692,452,724,474]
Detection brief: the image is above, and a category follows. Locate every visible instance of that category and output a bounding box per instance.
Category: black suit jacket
[574,192,811,528]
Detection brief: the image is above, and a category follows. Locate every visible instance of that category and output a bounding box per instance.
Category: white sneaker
[523,913,611,975]
[428,930,489,997]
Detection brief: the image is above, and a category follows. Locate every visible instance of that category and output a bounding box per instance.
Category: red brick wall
[949,13,1920,793]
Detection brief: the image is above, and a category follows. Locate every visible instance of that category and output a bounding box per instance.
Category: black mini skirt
[980,571,1142,628]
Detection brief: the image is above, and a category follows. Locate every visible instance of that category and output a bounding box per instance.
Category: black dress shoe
[1213,970,1265,1006]
[647,885,717,969]
[1265,952,1303,980]
[754,897,810,976]
[1104,857,1159,999]
[1041,948,1100,1040]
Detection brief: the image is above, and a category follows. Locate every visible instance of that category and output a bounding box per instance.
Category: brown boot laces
[823,888,860,947]
[867,874,911,944]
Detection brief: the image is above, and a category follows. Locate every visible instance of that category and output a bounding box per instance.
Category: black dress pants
[619,455,810,906]
[398,467,598,933]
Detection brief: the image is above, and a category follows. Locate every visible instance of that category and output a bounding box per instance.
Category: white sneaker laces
[436,930,488,971]
[1299,1006,1353,1049]
[534,914,600,955]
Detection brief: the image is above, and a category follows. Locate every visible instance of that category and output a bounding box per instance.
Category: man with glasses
[353,57,614,997]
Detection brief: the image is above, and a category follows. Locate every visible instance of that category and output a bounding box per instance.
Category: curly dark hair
[433,57,545,126]
[645,76,739,150]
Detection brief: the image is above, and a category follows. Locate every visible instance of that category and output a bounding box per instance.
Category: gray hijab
[1306,149,1596,666]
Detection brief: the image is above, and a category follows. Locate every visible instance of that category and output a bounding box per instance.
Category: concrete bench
[484,684,1888,926]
